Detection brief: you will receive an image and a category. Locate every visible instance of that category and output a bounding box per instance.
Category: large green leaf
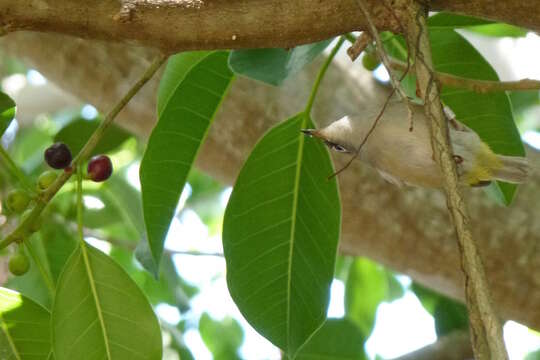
[228,40,332,86]
[140,51,234,269]
[222,113,341,356]
[295,319,367,360]
[54,117,131,156]
[0,287,52,360]
[345,258,388,337]
[52,243,162,360]
[0,91,16,136]
[383,29,524,204]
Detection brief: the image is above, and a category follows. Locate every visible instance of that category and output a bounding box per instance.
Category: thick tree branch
[392,331,473,360]
[0,0,539,52]
[2,33,540,334]
[403,2,507,358]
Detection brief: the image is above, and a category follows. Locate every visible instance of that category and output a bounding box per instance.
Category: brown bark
[2,32,540,334]
[0,0,539,52]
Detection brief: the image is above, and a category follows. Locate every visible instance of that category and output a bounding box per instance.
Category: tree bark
[2,31,540,333]
[1,0,539,52]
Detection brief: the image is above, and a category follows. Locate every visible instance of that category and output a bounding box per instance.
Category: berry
[44,142,72,169]
[362,52,381,71]
[6,189,30,213]
[37,170,57,190]
[9,249,30,276]
[87,155,113,182]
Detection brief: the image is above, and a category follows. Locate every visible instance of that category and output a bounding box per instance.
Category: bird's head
[301,116,359,155]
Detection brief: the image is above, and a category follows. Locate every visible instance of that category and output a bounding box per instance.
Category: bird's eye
[332,144,348,153]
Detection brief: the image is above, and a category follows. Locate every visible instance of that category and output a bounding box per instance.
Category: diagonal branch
[403,1,508,359]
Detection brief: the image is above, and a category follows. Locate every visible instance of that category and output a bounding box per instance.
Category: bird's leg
[443,106,464,131]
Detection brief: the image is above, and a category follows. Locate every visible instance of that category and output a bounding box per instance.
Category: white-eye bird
[302,102,529,188]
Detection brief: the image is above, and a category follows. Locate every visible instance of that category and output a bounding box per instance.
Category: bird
[301,102,529,188]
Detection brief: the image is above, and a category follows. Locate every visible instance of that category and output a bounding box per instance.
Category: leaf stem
[304,37,345,115]
[0,53,168,250]
[76,165,84,245]
[0,145,35,193]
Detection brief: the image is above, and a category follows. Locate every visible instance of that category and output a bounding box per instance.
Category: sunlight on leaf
[0,287,52,360]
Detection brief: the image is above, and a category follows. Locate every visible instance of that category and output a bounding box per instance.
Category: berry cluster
[2,142,113,276]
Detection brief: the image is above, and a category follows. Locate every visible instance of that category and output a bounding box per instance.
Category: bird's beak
[300,129,322,138]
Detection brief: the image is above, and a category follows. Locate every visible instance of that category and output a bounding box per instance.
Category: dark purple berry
[87,155,113,182]
[44,142,72,169]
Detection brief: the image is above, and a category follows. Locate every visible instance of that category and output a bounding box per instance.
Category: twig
[346,32,372,61]
[403,1,508,359]
[0,53,168,250]
[389,58,540,93]
[0,146,35,194]
[353,0,410,104]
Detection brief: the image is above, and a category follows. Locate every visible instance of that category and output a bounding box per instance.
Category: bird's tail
[492,155,530,183]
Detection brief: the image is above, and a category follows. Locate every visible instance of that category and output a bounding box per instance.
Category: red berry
[87,155,113,182]
[44,142,72,169]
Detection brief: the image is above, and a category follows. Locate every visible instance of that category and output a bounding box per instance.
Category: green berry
[362,52,381,71]
[37,170,57,190]
[9,249,30,276]
[6,189,31,213]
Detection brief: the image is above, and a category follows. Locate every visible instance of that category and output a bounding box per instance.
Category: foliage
[0,11,537,360]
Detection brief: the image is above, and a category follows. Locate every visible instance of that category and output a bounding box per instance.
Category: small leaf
[223,113,341,356]
[199,313,243,360]
[140,51,234,269]
[0,287,52,360]
[467,23,527,38]
[229,40,332,86]
[295,319,367,360]
[52,243,162,360]
[345,258,388,336]
[433,297,469,337]
[428,12,494,28]
[0,91,16,136]
[54,117,131,156]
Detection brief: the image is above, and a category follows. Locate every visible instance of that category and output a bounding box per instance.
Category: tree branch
[392,331,473,360]
[403,2,508,358]
[0,0,539,52]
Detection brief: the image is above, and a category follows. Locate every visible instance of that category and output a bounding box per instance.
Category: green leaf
[345,258,388,336]
[384,29,525,204]
[0,91,16,136]
[199,313,243,360]
[295,319,367,360]
[140,51,234,269]
[40,219,78,284]
[54,117,131,156]
[428,12,494,28]
[52,243,162,360]
[525,349,540,360]
[0,287,52,360]
[228,40,332,86]
[222,113,341,356]
[433,297,469,337]
[467,23,527,38]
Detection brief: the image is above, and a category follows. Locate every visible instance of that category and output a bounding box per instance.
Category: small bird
[302,102,529,188]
